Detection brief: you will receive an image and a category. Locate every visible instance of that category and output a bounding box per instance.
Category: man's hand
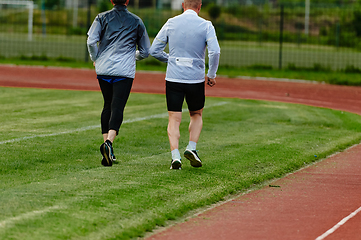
[207,77,216,87]
[93,62,96,67]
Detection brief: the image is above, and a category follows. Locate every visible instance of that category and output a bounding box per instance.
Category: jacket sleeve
[149,22,169,63]
[87,16,102,62]
[136,20,150,61]
[206,22,221,79]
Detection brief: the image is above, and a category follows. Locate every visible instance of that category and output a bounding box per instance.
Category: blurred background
[1,0,361,72]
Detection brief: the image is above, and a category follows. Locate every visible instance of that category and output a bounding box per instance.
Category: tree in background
[278,0,358,4]
[98,0,113,12]
[45,0,61,9]
[33,0,62,9]
[208,3,221,21]
[352,10,361,37]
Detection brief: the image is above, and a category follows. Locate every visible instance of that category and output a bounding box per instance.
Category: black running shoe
[184,149,202,167]
[105,140,116,162]
[170,159,182,170]
[100,140,115,167]
[101,157,110,167]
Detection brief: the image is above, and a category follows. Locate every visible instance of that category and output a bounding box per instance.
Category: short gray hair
[184,0,202,9]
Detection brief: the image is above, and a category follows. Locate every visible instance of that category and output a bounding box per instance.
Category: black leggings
[98,78,133,135]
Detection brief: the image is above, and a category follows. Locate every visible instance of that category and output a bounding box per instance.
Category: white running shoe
[170,159,182,170]
[184,149,202,167]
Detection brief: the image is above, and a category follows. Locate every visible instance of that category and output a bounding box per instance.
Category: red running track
[1,65,361,240]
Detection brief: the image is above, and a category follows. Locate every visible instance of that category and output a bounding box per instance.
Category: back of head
[112,0,127,5]
[183,0,202,10]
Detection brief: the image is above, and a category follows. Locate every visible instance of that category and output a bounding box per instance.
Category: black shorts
[166,81,205,112]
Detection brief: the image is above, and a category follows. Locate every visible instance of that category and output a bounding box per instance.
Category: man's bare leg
[188,109,203,145]
[184,109,203,167]
[168,111,182,151]
[168,111,182,169]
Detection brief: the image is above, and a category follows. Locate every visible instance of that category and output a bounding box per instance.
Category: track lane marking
[0,205,63,229]
[315,206,361,240]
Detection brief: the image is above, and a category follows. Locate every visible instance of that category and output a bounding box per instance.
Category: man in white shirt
[149,0,220,170]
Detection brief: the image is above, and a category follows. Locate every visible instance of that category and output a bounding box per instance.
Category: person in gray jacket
[87,0,150,167]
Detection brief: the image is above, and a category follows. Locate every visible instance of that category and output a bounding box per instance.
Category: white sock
[187,141,197,151]
[171,149,181,160]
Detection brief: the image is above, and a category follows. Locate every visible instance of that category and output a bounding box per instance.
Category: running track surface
[1,65,361,240]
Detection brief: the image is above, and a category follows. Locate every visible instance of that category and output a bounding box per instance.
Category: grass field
[1,86,361,239]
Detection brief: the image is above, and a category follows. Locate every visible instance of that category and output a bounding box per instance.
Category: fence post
[85,0,91,62]
[336,21,340,50]
[279,4,284,70]
[28,1,34,41]
[73,0,78,28]
[41,0,46,37]
[305,0,310,35]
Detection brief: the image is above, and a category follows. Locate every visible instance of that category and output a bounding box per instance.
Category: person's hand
[207,77,216,87]
[93,62,96,67]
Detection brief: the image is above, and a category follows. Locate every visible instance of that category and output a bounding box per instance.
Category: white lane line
[0,125,100,145]
[315,206,361,240]
[0,102,227,145]
[0,205,63,228]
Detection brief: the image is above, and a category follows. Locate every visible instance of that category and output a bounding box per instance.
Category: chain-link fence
[1,0,361,71]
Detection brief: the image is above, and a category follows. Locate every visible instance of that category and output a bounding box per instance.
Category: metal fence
[1,1,361,71]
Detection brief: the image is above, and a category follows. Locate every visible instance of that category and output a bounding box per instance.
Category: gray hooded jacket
[87,5,150,78]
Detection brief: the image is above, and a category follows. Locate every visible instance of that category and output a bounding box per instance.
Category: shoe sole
[101,157,112,167]
[100,143,112,167]
[170,160,182,170]
[184,150,202,167]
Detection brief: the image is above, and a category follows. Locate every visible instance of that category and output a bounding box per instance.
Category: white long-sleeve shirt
[149,10,220,83]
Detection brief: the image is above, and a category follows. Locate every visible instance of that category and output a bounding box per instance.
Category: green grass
[216,65,361,86]
[1,87,361,239]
